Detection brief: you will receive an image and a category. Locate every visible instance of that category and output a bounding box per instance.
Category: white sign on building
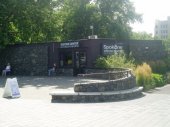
[3,78,21,98]
[102,43,123,55]
[60,42,79,48]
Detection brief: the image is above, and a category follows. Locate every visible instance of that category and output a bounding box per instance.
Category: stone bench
[50,87,143,103]
[50,68,143,103]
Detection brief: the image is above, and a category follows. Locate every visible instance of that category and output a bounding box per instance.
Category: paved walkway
[0,76,170,127]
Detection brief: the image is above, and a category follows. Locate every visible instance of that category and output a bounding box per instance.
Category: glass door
[73,51,86,75]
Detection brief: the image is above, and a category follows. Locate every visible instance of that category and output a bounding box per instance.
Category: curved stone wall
[74,76,136,92]
[50,68,143,103]
[83,68,131,80]
[75,68,136,92]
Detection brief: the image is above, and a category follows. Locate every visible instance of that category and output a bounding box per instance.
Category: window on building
[59,51,73,68]
[79,52,86,68]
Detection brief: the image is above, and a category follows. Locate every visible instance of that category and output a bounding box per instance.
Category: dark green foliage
[58,0,141,41]
[0,0,59,46]
[0,0,141,46]
[130,32,154,40]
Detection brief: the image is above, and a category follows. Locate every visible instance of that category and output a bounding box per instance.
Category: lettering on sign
[60,42,79,48]
[102,43,123,55]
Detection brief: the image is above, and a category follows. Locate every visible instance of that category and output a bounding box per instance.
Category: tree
[0,0,59,46]
[0,0,142,46]
[96,0,141,39]
[56,0,99,41]
[56,0,142,41]
[131,32,154,40]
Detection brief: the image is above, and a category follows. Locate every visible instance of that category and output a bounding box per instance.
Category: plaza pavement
[0,76,170,127]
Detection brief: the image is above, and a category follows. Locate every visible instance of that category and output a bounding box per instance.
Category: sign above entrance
[102,43,123,55]
[60,42,79,48]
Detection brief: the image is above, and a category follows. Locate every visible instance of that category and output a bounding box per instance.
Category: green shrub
[95,57,109,68]
[151,73,165,87]
[95,52,135,70]
[135,63,154,90]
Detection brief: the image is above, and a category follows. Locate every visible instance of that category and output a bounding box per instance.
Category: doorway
[59,49,87,76]
[73,51,87,76]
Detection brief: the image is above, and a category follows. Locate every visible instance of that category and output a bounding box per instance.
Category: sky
[130,0,170,35]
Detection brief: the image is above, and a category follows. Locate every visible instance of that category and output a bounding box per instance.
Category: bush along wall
[135,63,166,91]
[95,51,135,70]
[135,63,153,90]
[151,73,166,87]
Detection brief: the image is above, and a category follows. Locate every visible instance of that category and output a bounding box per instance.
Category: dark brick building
[0,39,166,76]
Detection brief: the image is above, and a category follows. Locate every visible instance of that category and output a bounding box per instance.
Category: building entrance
[73,51,86,75]
[59,49,86,76]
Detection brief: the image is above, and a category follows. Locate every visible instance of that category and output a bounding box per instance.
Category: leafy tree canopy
[0,0,141,46]
[0,0,59,46]
[131,32,154,40]
[57,0,142,41]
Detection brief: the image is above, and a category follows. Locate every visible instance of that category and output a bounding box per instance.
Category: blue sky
[130,0,170,35]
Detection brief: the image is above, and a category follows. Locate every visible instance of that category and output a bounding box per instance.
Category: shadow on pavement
[0,76,80,89]
[145,88,161,93]
[144,84,170,95]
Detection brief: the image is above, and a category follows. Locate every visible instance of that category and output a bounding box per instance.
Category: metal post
[90,25,94,35]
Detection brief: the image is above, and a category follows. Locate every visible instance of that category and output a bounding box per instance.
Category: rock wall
[129,40,166,62]
[74,76,136,92]
[0,44,48,76]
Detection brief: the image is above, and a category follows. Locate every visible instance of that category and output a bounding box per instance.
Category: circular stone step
[50,87,143,103]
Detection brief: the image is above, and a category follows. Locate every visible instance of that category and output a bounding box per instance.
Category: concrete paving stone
[0,77,170,127]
